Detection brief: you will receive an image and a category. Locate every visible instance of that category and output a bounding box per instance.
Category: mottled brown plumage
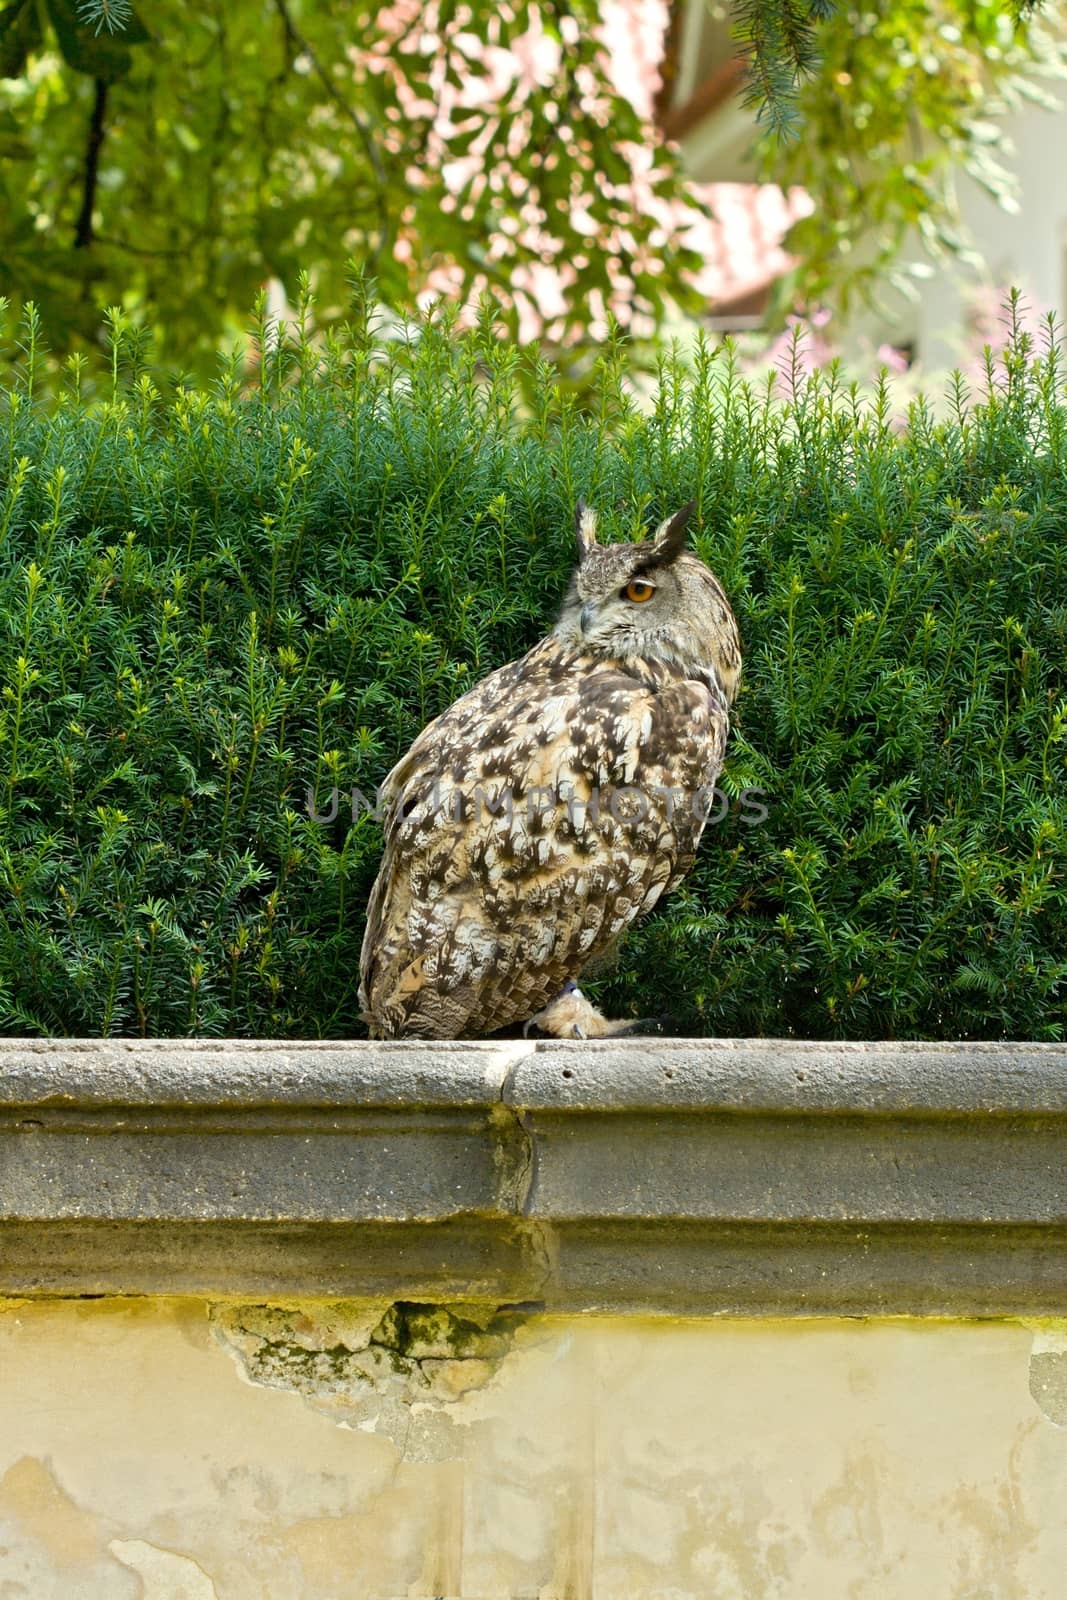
[359,502,741,1039]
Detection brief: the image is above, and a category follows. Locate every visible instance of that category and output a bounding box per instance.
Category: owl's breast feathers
[359,637,730,1038]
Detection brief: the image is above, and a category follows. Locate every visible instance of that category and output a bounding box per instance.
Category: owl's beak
[579,601,596,638]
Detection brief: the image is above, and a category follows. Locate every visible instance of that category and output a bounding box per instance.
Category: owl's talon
[525,987,636,1040]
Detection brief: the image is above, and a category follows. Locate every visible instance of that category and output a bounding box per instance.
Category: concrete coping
[4,1035,1067,1111]
[2,1038,1067,1315]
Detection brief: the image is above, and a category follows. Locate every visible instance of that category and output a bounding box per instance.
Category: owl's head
[553,501,741,704]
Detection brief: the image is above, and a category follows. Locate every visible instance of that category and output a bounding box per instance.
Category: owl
[359,500,741,1039]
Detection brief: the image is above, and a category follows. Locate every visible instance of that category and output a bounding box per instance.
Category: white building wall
[910,91,1067,371]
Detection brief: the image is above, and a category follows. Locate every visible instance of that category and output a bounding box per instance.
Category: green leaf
[0,0,42,79]
[0,103,32,159]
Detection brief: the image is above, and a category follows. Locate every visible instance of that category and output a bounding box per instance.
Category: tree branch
[653,0,686,128]
[74,78,109,250]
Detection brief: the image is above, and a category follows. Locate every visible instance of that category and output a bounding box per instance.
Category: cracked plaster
[211,1299,552,1460]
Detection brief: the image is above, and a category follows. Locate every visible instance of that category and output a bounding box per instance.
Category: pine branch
[76,0,131,35]
[732,0,833,139]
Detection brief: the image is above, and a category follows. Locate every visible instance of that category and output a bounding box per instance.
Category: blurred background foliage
[769,0,1067,315]
[0,0,1064,376]
[0,0,707,375]
[0,290,1062,1038]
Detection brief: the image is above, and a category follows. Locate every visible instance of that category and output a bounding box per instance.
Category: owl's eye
[623,578,656,604]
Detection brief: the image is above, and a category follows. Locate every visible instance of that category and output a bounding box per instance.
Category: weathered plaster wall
[2,1297,1067,1600]
[6,1042,1067,1596]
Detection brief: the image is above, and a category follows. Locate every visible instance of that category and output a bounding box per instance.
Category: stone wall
[2,1039,1067,1597]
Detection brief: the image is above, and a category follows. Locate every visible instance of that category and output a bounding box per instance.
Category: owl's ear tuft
[574,500,599,561]
[647,500,696,567]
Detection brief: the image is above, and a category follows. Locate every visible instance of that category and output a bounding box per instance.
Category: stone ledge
[2,1038,1067,1314]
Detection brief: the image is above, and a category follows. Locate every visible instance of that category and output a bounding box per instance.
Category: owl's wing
[359,640,729,1038]
[358,650,541,1034]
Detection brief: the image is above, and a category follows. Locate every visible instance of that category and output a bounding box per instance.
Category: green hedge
[0,296,1064,1039]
